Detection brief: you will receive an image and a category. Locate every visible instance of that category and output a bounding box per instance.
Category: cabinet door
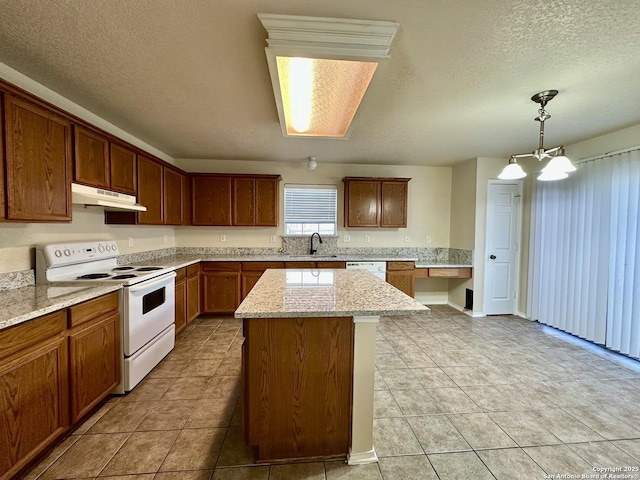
[110,142,137,195]
[255,177,279,226]
[386,270,415,297]
[164,167,184,225]
[344,179,379,227]
[175,278,187,334]
[192,176,232,226]
[241,271,263,300]
[381,181,408,228]
[137,155,164,224]
[0,312,68,479]
[186,272,201,323]
[233,177,256,226]
[68,313,120,423]
[73,126,110,189]
[202,272,241,313]
[3,94,72,221]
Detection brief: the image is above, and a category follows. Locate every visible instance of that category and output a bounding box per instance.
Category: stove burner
[77,273,111,279]
[136,267,163,271]
[113,266,135,271]
[112,274,137,280]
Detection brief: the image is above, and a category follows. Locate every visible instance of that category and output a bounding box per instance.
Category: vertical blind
[607,151,640,358]
[528,149,640,359]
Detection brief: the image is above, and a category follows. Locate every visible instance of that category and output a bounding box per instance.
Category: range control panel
[39,241,120,267]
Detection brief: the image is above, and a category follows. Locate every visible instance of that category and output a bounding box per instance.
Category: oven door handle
[128,271,176,293]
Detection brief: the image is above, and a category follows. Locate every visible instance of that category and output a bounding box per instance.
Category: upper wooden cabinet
[2,94,72,222]
[164,167,185,225]
[109,142,137,195]
[74,127,138,195]
[192,175,232,226]
[73,126,110,189]
[192,174,280,227]
[343,177,410,228]
[137,155,164,225]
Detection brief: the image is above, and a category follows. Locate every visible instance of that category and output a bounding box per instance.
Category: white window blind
[606,150,640,358]
[284,184,337,235]
[528,149,640,359]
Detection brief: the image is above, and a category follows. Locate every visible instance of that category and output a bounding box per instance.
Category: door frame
[483,179,524,316]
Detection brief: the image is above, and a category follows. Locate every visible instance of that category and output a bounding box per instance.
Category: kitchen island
[234,268,428,465]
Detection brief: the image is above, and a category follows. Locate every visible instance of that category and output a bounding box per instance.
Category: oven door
[122,271,176,356]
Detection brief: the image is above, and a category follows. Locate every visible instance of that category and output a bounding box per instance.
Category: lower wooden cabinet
[241,262,284,300]
[386,261,415,297]
[175,268,188,334]
[0,292,121,479]
[176,264,201,333]
[201,262,241,314]
[0,311,69,480]
[68,292,120,423]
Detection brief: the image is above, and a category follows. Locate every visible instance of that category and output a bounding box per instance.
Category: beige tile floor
[21,306,640,479]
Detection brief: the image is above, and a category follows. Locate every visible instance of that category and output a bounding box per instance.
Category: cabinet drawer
[68,292,119,328]
[284,262,316,269]
[316,261,346,269]
[428,268,472,278]
[387,261,415,271]
[0,310,66,360]
[202,262,241,272]
[186,263,200,276]
[414,268,429,279]
[242,262,284,271]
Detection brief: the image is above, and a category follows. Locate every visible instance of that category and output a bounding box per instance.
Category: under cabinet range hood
[71,183,147,212]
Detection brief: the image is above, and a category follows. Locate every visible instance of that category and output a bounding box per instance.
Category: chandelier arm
[511,153,534,159]
[543,145,564,156]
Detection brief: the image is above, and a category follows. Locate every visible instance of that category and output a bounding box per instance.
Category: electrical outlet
[343,234,351,243]
[426,235,432,243]
[405,236,410,243]
[364,235,370,243]
[270,235,276,243]
[128,237,134,247]
[220,234,227,242]
[163,234,168,243]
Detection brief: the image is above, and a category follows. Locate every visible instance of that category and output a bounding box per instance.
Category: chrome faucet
[310,232,323,255]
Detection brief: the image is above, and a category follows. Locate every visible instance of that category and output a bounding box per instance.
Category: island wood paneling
[243,316,354,461]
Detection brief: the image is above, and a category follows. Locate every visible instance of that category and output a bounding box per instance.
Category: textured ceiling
[1,0,640,166]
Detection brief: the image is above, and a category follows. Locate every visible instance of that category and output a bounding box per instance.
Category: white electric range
[36,240,176,393]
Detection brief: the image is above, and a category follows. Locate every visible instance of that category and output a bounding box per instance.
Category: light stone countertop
[128,254,471,268]
[0,283,122,331]
[235,269,429,319]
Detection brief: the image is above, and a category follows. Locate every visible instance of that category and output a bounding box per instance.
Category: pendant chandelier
[499,90,576,181]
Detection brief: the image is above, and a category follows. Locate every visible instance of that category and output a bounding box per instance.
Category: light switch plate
[220,234,227,242]
[343,234,351,243]
[128,237,134,247]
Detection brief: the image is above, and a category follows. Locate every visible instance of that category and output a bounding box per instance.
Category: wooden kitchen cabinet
[164,167,185,225]
[137,155,164,225]
[201,262,241,313]
[386,261,415,297]
[73,125,110,189]
[192,174,280,227]
[2,94,72,222]
[343,177,410,228]
[67,292,120,424]
[316,261,347,269]
[241,262,284,300]
[186,263,200,322]
[0,310,69,479]
[175,267,188,334]
[109,142,138,195]
[192,175,232,226]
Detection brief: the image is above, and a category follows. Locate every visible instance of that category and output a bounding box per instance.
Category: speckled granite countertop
[0,284,122,331]
[129,254,470,267]
[235,269,429,319]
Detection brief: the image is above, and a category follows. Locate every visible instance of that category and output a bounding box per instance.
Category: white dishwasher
[346,261,387,281]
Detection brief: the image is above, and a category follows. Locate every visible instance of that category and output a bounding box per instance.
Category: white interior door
[484,181,521,315]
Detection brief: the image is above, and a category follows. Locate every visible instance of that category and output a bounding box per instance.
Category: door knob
[489,255,496,260]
